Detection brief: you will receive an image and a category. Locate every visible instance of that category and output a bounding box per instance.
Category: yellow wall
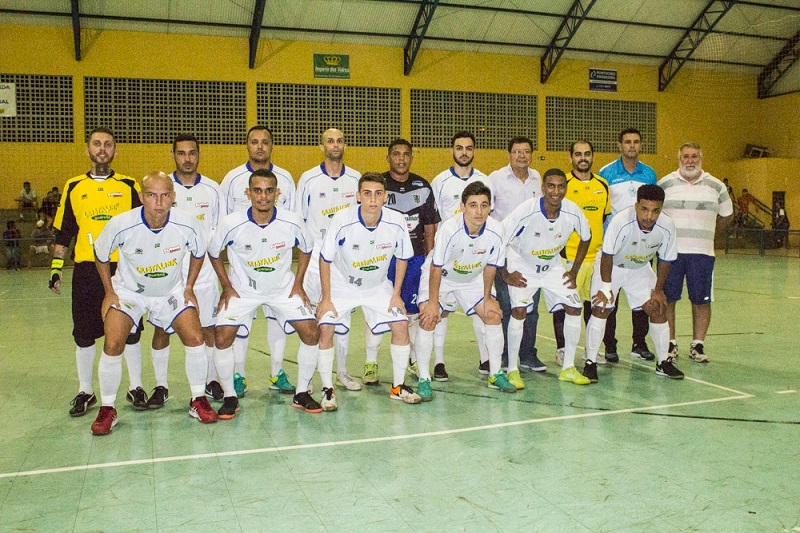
[718,158,797,225]
[1,22,796,216]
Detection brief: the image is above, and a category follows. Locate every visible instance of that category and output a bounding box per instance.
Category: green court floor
[1,254,798,532]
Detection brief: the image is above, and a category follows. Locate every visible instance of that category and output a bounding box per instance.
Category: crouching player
[415,181,509,398]
[582,184,683,382]
[316,173,418,409]
[208,169,322,417]
[91,171,215,435]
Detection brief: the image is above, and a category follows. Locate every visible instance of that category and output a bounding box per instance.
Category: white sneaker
[336,372,362,391]
[390,384,421,404]
[556,348,564,366]
[320,387,338,411]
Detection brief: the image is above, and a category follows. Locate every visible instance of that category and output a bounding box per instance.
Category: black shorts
[71,261,113,343]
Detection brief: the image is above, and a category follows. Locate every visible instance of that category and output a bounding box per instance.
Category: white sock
[365,328,382,364]
[233,336,248,376]
[76,344,96,394]
[214,346,235,397]
[584,316,607,364]
[415,328,434,380]
[205,344,217,383]
[473,315,489,364]
[390,344,411,387]
[296,342,318,392]
[268,320,287,377]
[507,316,524,372]
[407,313,420,364]
[650,321,671,363]
[692,339,703,347]
[563,313,582,369]
[98,353,122,407]
[318,347,335,389]
[433,317,448,365]
[123,342,143,390]
[335,332,350,374]
[151,346,170,388]
[485,324,504,376]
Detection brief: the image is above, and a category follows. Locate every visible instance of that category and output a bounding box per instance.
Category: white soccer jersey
[94,207,206,297]
[172,172,222,287]
[431,214,505,284]
[219,162,295,215]
[208,207,313,298]
[320,205,413,291]
[430,167,489,222]
[294,163,361,249]
[602,206,678,269]
[503,197,591,272]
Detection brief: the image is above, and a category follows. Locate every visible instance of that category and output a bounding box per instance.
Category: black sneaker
[126,387,149,411]
[582,360,598,383]
[520,354,547,373]
[433,363,449,382]
[668,342,679,359]
[292,391,323,413]
[69,391,97,417]
[205,380,224,401]
[146,386,169,409]
[656,357,685,379]
[604,346,619,363]
[631,344,655,361]
[478,360,489,375]
[218,396,240,420]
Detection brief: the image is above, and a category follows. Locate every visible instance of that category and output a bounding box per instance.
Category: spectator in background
[16,181,37,220]
[3,220,22,270]
[722,178,735,203]
[41,187,61,220]
[28,219,54,268]
[773,206,790,249]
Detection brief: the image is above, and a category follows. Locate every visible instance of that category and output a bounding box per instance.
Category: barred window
[0,74,73,143]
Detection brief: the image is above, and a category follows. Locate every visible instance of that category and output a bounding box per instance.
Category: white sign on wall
[0,83,17,117]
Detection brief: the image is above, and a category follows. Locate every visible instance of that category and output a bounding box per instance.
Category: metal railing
[723,227,798,257]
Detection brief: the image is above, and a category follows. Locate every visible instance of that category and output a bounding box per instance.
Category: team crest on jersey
[333,187,339,192]
[108,192,123,198]
[369,240,374,245]
[270,241,286,250]
[165,245,181,254]
[413,194,421,204]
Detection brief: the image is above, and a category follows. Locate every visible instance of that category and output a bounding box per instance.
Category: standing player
[316,173,418,409]
[209,169,321,417]
[429,131,489,380]
[90,172,216,435]
[146,134,224,409]
[659,143,733,363]
[598,128,657,362]
[502,169,592,387]
[487,136,544,374]
[295,128,361,391]
[552,141,610,365]
[416,181,512,399]
[583,185,683,381]
[50,127,146,417]
[363,139,439,385]
[219,125,297,398]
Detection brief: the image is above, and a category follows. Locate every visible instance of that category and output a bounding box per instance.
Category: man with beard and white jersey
[658,143,733,363]
[219,125,297,399]
[295,128,362,392]
[582,184,683,383]
[363,139,439,386]
[146,134,224,409]
[429,131,489,381]
[209,170,322,418]
[598,128,657,363]
[502,169,592,388]
[90,172,216,435]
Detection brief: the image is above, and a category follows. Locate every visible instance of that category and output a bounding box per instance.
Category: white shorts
[216,292,315,335]
[418,267,489,316]
[112,283,195,335]
[318,279,408,335]
[302,254,322,304]
[507,262,582,313]
[590,259,656,311]
[194,283,220,328]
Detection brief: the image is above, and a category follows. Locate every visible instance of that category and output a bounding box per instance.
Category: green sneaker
[418,378,433,402]
[363,362,379,386]
[233,372,247,398]
[407,359,419,378]
[558,366,590,385]
[507,370,525,390]
[269,369,296,394]
[488,371,516,393]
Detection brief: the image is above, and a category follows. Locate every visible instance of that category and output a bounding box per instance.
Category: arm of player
[209,255,239,312]
[184,254,203,308]
[48,243,68,294]
[591,252,614,308]
[95,254,120,321]
[501,264,528,288]
[316,257,338,320]
[390,258,408,315]
[289,251,312,308]
[423,223,436,256]
[564,237,591,288]
[419,264,443,330]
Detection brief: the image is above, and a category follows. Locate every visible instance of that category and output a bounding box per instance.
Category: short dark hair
[86,126,115,144]
[543,168,567,181]
[461,181,491,204]
[6,220,15,229]
[388,138,412,154]
[359,172,386,191]
[247,125,274,143]
[172,133,199,153]
[451,131,475,147]
[507,136,533,152]
[569,140,594,154]
[618,128,641,143]
[249,168,277,188]
[637,184,665,203]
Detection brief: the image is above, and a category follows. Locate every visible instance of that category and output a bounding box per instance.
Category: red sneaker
[189,396,218,423]
[91,406,118,435]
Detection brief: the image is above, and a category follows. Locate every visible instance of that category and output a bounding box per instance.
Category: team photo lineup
[50,124,732,436]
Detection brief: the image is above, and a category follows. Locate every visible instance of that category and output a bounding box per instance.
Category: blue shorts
[388,254,425,314]
[663,253,715,305]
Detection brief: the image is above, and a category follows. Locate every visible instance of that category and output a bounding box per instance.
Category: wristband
[49,258,64,288]
[600,282,612,300]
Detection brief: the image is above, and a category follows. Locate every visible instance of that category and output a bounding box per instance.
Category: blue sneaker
[233,372,247,398]
[418,378,433,402]
[269,369,296,394]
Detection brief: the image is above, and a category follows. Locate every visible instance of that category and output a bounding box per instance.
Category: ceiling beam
[658,0,737,92]
[70,0,81,61]
[249,0,267,69]
[540,0,596,83]
[404,0,439,76]
[757,30,800,99]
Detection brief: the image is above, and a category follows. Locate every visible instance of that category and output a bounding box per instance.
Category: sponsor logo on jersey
[353,254,387,270]
[165,245,181,254]
[375,242,392,250]
[247,255,280,269]
[197,214,205,221]
[195,202,209,208]
[473,249,486,255]
[145,272,168,278]
[91,214,112,221]
[136,258,178,276]
[530,245,561,259]
[584,206,598,211]
[270,241,286,250]
[412,180,423,187]
[108,192,123,197]
[343,192,355,199]
[452,259,481,274]
[624,253,655,264]
[85,202,121,221]
[254,266,275,272]
[359,265,379,271]
[322,204,348,218]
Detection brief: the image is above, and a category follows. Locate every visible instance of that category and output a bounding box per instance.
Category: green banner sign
[314,54,350,79]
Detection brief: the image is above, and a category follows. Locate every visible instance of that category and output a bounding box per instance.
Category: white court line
[776,390,796,394]
[0,392,752,480]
